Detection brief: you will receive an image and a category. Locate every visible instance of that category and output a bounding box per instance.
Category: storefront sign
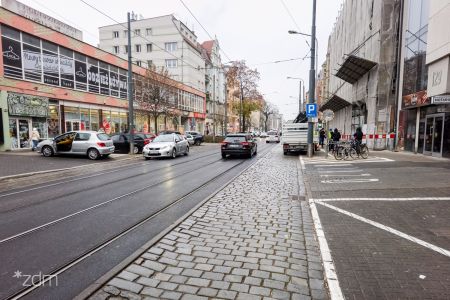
[7,93,49,117]
[1,0,83,40]
[402,90,430,108]
[432,95,450,104]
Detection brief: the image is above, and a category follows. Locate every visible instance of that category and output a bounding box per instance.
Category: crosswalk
[300,154,393,184]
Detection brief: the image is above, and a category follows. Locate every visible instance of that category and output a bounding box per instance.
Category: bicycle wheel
[349,148,358,160]
[360,145,369,159]
[334,146,344,160]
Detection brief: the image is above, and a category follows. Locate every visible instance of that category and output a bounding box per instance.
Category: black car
[221,133,257,159]
[111,133,145,154]
[185,131,204,145]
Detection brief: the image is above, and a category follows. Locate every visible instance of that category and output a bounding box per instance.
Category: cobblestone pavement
[88,148,329,300]
[302,150,450,300]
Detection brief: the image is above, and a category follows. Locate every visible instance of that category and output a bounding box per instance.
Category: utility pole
[307,0,317,158]
[224,82,228,136]
[127,12,135,155]
[212,74,216,142]
[298,80,303,114]
[239,77,244,132]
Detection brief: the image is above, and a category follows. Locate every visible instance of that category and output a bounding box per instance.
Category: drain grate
[290,195,305,201]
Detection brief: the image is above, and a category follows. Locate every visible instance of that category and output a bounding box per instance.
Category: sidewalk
[85,149,329,300]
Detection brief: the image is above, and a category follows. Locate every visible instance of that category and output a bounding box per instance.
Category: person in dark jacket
[333,128,341,142]
[353,127,363,154]
[319,128,325,147]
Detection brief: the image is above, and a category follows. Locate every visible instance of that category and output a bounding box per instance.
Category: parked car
[37,131,114,160]
[260,132,268,138]
[184,134,195,146]
[221,133,257,159]
[111,133,145,154]
[185,131,204,145]
[135,132,156,145]
[266,130,281,143]
[143,133,189,160]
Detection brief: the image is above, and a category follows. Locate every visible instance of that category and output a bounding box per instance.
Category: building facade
[397,0,450,158]
[0,6,205,151]
[320,0,401,149]
[201,39,226,136]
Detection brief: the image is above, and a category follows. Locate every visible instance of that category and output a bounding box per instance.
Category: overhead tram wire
[178,0,233,63]
[279,0,311,48]
[79,0,201,72]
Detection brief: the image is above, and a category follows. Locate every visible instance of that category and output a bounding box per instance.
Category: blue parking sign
[306,104,318,118]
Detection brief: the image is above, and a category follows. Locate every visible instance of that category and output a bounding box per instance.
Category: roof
[334,55,377,84]
[201,40,214,58]
[319,94,351,112]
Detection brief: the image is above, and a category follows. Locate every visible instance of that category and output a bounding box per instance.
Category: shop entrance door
[8,118,31,149]
[424,113,445,157]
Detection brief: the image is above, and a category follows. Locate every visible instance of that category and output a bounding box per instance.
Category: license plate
[150,151,159,154]
[229,144,240,148]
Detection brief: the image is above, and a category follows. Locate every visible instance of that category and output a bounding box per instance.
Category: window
[134,29,140,36]
[136,60,142,67]
[75,133,91,141]
[123,30,128,38]
[124,45,128,53]
[146,28,152,36]
[113,46,119,54]
[165,59,177,68]
[135,44,141,52]
[146,43,152,52]
[147,60,153,67]
[165,42,177,52]
[113,31,119,38]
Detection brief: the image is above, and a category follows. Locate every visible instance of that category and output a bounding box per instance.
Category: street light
[288,0,316,157]
[287,77,304,114]
[288,30,318,79]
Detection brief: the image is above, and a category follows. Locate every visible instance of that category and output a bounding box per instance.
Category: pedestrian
[319,128,325,148]
[328,129,334,151]
[333,128,341,142]
[353,127,363,154]
[31,127,40,151]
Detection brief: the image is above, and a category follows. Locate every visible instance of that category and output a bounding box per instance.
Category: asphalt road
[302,152,450,300]
[0,141,275,300]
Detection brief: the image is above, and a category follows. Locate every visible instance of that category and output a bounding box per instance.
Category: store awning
[335,55,377,84]
[320,94,351,112]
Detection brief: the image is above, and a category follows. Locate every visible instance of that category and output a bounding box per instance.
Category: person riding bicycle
[353,127,363,154]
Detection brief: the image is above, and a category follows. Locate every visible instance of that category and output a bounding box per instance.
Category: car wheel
[185,146,189,156]
[221,153,227,159]
[145,157,151,160]
[283,151,288,155]
[87,148,100,160]
[254,147,257,155]
[171,148,177,159]
[42,145,54,157]
[133,146,139,154]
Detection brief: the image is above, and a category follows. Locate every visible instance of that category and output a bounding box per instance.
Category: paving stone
[185,277,210,287]
[210,280,230,290]
[236,293,262,300]
[103,285,120,296]
[119,290,142,300]
[141,287,163,297]
[244,276,262,286]
[224,274,243,283]
[271,273,289,283]
[160,291,182,300]
[263,279,285,290]
[142,260,166,272]
[249,286,271,297]
[213,265,232,273]
[148,247,164,256]
[180,294,208,300]
[165,266,183,275]
[198,287,219,297]
[176,285,199,294]
[259,264,285,274]
[168,275,188,284]
[181,269,202,277]
[201,271,224,281]
[108,278,143,294]
[153,273,172,281]
[158,281,178,291]
[271,289,290,300]
[136,277,160,288]
[217,290,238,299]
[230,283,250,293]
[252,270,270,279]
[127,264,154,278]
[194,263,214,271]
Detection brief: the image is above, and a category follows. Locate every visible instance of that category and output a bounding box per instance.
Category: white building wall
[98,15,205,92]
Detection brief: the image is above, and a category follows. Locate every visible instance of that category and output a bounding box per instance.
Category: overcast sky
[21,0,343,121]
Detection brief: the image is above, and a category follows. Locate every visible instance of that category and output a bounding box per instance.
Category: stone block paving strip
[89,149,329,300]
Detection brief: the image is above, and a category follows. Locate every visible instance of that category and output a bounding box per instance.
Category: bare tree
[134,66,179,134]
[261,101,275,132]
[226,61,261,131]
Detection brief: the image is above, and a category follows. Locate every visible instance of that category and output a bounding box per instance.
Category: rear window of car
[225,136,246,142]
[97,133,111,141]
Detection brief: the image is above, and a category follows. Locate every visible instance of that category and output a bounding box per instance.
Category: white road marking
[317,201,450,258]
[320,173,371,177]
[320,170,364,173]
[312,197,450,202]
[309,199,345,300]
[320,178,379,184]
[314,164,353,167]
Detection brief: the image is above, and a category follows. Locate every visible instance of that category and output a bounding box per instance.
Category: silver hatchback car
[142,133,189,159]
[37,131,115,160]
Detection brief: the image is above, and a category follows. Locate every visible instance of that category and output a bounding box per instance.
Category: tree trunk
[154,115,158,134]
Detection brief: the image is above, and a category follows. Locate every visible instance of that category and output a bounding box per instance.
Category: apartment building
[98,14,206,133]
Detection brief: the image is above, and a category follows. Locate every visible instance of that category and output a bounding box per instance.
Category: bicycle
[334,141,357,160]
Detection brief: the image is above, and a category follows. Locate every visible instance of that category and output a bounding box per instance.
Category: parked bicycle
[333,140,369,160]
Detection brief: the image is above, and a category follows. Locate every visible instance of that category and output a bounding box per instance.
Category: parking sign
[306,104,318,118]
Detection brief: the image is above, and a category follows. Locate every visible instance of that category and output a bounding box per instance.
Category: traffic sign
[306,104,318,118]
[323,109,334,121]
